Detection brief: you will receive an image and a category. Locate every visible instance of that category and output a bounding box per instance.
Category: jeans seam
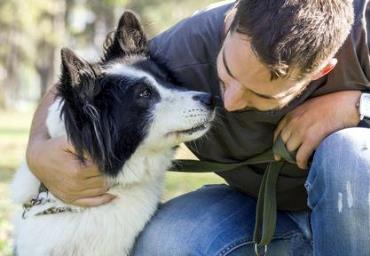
[305,154,327,210]
[217,231,301,256]
[217,239,253,256]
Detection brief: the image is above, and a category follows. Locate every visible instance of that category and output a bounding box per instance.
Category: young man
[26,0,370,255]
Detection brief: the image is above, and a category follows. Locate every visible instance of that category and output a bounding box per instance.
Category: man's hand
[274,90,361,169]
[26,137,115,207]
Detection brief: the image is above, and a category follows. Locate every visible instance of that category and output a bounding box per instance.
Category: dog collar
[22,184,81,219]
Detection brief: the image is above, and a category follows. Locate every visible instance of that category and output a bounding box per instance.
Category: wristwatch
[358,93,370,120]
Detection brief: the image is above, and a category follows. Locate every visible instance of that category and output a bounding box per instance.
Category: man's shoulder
[149,1,234,70]
[353,0,369,23]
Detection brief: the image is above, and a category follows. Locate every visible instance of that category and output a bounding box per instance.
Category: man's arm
[26,84,114,207]
[274,90,361,169]
[274,1,370,169]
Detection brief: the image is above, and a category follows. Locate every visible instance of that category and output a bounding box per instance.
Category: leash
[170,136,297,254]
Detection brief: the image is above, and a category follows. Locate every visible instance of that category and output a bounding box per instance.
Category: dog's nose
[192,93,216,109]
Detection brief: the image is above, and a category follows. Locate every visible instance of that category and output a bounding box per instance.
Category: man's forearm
[28,84,58,143]
[26,84,58,171]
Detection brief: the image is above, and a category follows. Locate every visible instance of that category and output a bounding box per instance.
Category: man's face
[216,31,310,112]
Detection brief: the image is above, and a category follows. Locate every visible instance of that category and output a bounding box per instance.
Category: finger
[296,130,324,170]
[274,116,289,142]
[295,143,315,170]
[285,132,302,153]
[71,193,116,208]
[53,175,108,199]
[280,125,292,144]
[84,175,109,189]
[275,130,296,160]
[74,186,110,198]
[49,185,110,204]
[69,176,109,194]
[274,117,290,160]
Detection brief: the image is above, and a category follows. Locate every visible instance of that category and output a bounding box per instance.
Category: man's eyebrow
[222,47,287,101]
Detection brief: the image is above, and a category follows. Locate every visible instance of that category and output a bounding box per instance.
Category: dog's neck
[110,145,174,187]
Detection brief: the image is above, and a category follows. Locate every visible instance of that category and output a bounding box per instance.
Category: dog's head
[53,11,215,177]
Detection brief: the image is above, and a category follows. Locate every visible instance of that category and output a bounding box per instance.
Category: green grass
[0,109,224,256]
[0,110,32,256]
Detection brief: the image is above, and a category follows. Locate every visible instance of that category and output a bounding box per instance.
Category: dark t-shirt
[149,0,370,210]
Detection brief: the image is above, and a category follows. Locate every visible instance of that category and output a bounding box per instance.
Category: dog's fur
[11,12,215,256]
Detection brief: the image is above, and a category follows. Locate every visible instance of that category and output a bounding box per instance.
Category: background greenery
[0,0,226,255]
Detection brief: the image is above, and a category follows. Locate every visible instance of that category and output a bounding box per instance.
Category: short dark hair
[230,0,354,80]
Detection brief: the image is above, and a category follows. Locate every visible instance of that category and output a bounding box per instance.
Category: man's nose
[223,89,249,112]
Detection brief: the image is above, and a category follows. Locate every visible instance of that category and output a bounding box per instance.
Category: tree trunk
[36,41,56,98]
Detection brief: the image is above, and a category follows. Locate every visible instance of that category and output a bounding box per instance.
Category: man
[26,0,370,255]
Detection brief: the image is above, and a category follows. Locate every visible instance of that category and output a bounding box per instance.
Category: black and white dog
[11,11,215,256]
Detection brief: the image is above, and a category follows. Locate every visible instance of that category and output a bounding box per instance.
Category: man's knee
[132,184,258,256]
[311,128,370,178]
[306,128,370,209]
[132,214,192,256]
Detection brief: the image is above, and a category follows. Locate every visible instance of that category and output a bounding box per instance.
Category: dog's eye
[139,88,152,98]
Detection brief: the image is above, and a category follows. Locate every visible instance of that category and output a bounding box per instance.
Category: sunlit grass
[0,110,33,256]
[0,109,224,256]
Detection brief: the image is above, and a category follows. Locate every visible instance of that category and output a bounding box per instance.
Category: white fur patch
[46,98,66,138]
[10,163,40,204]
[105,63,157,85]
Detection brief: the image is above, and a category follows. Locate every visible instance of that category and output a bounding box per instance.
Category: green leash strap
[253,161,284,247]
[170,137,296,249]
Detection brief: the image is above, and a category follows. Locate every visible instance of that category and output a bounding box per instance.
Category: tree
[0,0,219,109]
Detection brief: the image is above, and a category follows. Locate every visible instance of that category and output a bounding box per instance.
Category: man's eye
[139,88,152,98]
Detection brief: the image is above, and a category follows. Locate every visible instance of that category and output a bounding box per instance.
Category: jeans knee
[317,128,367,158]
[132,222,191,256]
[310,128,370,180]
[306,128,370,210]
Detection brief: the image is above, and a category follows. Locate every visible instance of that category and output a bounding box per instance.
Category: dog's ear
[61,48,99,86]
[60,48,101,102]
[102,11,147,61]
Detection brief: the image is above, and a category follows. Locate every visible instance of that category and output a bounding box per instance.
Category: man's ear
[312,58,337,80]
[102,11,147,62]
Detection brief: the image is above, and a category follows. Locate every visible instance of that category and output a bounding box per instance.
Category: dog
[11,11,216,256]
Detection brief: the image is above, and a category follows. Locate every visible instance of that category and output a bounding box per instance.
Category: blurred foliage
[128,0,226,36]
[0,0,221,110]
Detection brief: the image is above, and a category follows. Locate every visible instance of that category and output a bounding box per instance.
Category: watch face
[360,93,370,119]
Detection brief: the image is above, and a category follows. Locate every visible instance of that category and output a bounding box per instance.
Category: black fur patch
[56,10,166,177]
[59,70,160,177]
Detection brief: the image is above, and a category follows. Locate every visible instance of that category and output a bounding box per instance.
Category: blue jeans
[132,128,370,256]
